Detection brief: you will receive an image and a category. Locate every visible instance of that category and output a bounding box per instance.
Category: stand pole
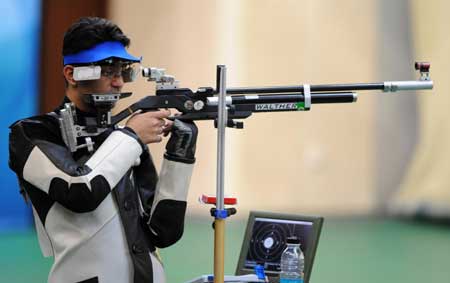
[214,65,227,283]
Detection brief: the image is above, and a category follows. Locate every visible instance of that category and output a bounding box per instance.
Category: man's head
[62,17,140,112]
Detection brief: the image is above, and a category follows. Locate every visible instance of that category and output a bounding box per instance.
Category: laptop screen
[236,211,323,283]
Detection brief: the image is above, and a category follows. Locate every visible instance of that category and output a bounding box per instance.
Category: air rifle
[114,61,432,126]
[59,62,433,152]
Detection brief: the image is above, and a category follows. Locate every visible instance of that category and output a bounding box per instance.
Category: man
[8,17,197,283]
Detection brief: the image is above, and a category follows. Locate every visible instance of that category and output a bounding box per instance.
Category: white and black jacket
[8,100,194,283]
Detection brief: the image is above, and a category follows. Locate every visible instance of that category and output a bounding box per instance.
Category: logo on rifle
[255,103,304,111]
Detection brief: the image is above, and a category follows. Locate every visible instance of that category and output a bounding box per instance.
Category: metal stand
[205,62,433,283]
[214,65,227,283]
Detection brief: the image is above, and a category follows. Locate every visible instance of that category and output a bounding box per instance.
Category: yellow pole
[214,219,225,283]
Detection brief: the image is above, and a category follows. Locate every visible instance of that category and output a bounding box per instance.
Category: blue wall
[1,0,41,231]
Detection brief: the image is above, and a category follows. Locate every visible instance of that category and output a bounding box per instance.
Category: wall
[389,0,450,218]
[109,0,391,218]
[0,0,41,230]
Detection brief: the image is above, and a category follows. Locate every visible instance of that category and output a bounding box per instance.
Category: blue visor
[63,41,141,65]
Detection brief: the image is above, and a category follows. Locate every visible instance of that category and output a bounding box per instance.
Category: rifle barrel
[226,80,433,94]
[227,83,383,94]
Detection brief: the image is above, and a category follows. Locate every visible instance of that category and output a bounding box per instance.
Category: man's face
[67,62,137,112]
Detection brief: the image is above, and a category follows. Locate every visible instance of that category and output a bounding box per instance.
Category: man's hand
[164,120,198,164]
[126,110,171,144]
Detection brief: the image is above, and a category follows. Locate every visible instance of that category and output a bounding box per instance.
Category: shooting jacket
[8,98,193,283]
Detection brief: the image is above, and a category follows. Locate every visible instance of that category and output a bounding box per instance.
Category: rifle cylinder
[206,92,357,106]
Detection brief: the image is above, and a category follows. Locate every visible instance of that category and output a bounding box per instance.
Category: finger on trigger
[153,109,171,119]
[160,109,171,116]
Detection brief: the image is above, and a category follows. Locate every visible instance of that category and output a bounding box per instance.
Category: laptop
[235,211,323,283]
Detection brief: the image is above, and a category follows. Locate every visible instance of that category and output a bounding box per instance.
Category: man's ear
[63,65,77,87]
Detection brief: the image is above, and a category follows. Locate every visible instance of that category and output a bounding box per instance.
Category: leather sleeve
[146,158,194,248]
[9,118,143,213]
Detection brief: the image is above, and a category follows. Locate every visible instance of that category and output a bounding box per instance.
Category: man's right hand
[125,110,171,144]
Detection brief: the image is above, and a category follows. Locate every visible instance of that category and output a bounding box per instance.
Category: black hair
[63,17,130,56]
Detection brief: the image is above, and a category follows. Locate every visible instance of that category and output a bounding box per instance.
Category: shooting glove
[164,119,198,164]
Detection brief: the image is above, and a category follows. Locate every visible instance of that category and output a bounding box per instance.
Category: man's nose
[111,74,124,88]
